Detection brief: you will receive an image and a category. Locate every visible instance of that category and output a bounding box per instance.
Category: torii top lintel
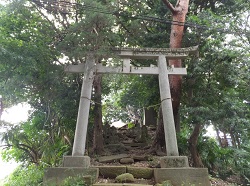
[115,45,198,59]
[64,46,198,75]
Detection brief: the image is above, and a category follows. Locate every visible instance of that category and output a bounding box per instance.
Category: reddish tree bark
[162,0,190,132]
[150,0,190,152]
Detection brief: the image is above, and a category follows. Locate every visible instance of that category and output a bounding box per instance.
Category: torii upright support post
[72,54,95,156]
[62,54,95,168]
[158,55,179,156]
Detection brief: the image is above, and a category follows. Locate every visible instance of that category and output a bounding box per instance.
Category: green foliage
[0,2,59,104]
[162,180,173,186]
[127,122,135,129]
[55,0,119,60]
[62,175,87,186]
[102,74,160,124]
[1,115,71,166]
[2,164,44,186]
[177,126,250,182]
[198,138,250,181]
[0,0,249,185]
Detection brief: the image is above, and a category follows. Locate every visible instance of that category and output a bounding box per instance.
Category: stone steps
[93,184,153,186]
[92,166,154,179]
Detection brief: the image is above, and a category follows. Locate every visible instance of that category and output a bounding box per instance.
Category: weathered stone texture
[120,158,135,164]
[63,156,90,168]
[94,166,126,178]
[160,156,189,168]
[154,168,211,186]
[127,167,153,179]
[43,167,98,185]
[98,154,130,163]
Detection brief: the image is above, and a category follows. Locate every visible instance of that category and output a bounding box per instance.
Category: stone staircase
[44,125,211,185]
[93,184,153,186]
[103,125,156,155]
[92,165,155,185]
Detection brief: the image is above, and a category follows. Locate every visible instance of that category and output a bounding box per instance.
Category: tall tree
[0,1,76,166]
[162,0,190,132]
[149,0,190,154]
[29,0,118,155]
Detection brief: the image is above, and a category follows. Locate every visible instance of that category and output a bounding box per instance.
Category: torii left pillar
[43,54,99,185]
[63,54,95,167]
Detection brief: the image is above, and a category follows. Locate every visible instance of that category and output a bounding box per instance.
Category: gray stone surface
[93,184,153,186]
[94,166,127,178]
[72,54,95,156]
[63,156,90,168]
[154,168,211,186]
[160,156,189,168]
[120,158,134,164]
[132,155,148,161]
[98,154,130,163]
[127,167,153,179]
[158,55,179,156]
[43,167,98,185]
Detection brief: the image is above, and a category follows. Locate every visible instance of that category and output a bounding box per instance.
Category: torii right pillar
[158,55,179,156]
[155,57,211,186]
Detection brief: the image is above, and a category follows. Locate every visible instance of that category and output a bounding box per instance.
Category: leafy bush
[62,175,87,186]
[3,164,44,186]
[198,137,250,183]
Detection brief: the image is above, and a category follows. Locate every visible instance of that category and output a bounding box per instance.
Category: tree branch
[161,0,178,14]
[1,144,39,164]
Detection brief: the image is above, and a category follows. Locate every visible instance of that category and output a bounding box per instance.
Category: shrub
[3,164,44,186]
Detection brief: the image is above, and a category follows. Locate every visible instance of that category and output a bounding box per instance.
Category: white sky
[1,103,31,125]
[0,155,19,180]
[0,103,31,181]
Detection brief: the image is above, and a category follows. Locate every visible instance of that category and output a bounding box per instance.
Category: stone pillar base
[63,156,90,168]
[43,167,98,185]
[154,168,210,186]
[160,156,189,168]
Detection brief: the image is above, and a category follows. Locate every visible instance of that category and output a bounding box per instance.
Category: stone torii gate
[63,46,198,167]
[45,46,211,186]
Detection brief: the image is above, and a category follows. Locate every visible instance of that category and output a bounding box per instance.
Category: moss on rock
[115,173,135,183]
[94,166,126,178]
[127,167,153,179]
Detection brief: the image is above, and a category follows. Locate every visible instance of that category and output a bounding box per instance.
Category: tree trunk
[92,74,105,155]
[222,132,228,147]
[162,0,190,132]
[150,0,190,150]
[144,107,157,126]
[149,106,166,155]
[0,97,3,120]
[215,126,222,147]
[188,124,204,168]
[230,130,236,148]
[235,133,241,148]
